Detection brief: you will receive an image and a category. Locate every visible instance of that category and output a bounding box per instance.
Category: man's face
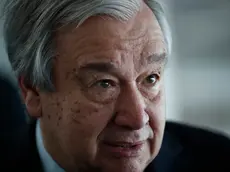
[34,3,167,172]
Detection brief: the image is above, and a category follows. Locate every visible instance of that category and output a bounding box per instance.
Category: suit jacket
[2,121,230,172]
[1,77,230,172]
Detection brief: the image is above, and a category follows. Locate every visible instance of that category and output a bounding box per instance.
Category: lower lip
[102,142,145,158]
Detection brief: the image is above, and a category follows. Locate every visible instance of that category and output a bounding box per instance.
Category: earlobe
[18,77,42,118]
[25,91,42,118]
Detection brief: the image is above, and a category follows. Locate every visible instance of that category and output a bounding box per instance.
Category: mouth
[102,141,145,158]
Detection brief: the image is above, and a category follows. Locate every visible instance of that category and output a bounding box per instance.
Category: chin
[94,152,150,172]
[99,160,146,172]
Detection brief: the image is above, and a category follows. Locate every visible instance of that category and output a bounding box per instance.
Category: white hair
[3,0,171,91]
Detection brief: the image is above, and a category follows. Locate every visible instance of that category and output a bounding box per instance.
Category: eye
[87,79,119,103]
[139,74,160,99]
[145,74,158,85]
[95,79,115,89]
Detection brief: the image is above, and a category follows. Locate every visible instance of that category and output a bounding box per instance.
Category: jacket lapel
[145,130,183,172]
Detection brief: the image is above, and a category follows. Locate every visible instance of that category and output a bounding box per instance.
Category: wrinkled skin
[21,2,167,172]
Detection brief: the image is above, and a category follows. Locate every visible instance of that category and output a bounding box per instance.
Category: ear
[19,77,42,118]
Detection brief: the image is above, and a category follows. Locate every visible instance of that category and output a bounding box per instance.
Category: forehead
[55,2,166,67]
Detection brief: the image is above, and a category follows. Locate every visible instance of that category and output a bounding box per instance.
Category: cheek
[59,93,114,136]
[150,90,163,104]
[40,95,65,125]
[147,89,166,131]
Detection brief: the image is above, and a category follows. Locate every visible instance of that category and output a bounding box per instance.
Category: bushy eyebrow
[144,52,168,66]
[78,52,168,75]
[79,62,117,73]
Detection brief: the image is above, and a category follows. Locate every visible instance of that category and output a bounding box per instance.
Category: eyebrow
[79,62,117,73]
[78,53,168,73]
[146,52,168,65]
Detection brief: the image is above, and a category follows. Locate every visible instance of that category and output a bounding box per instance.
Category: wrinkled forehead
[54,2,167,70]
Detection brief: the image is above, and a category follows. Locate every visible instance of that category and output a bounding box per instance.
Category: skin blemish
[62,97,66,102]
[79,88,85,92]
[57,116,62,126]
[65,71,72,79]
[71,108,81,114]
[48,115,51,120]
[93,109,99,113]
[71,106,100,124]
[71,113,81,124]
[101,94,118,105]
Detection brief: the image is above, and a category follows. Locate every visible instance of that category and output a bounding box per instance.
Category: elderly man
[2,0,230,171]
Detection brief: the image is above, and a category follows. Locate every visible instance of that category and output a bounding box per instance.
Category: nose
[113,83,149,130]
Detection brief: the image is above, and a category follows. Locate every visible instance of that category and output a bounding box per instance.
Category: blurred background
[0,0,230,135]
[165,0,230,135]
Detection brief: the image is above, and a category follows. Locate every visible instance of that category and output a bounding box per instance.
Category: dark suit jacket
[2,121,230,172]
[1,77,230,172]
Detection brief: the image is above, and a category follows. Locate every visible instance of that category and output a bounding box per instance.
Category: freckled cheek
[83,89,119,105]
[61,100,115,136]
[40,97,64,121]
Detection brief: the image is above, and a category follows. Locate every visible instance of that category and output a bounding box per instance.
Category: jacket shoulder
[164,121,230,171]
[165,121,230,148]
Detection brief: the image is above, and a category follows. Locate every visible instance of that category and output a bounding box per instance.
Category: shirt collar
[36,120,65,172]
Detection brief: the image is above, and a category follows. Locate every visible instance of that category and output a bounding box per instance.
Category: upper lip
[104,141,144,147]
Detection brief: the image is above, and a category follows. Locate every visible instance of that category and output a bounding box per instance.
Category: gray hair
[3,0,171,91]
